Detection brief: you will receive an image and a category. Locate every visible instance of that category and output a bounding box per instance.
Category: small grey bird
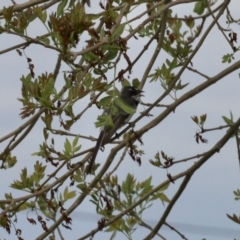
[87,86,143,174]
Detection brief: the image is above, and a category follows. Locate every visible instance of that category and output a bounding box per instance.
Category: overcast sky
[1,0,240,239]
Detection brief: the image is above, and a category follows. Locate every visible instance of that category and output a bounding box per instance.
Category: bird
[86,86,143,174]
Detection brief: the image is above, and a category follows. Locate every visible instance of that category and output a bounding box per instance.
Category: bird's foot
[100,145,105,152]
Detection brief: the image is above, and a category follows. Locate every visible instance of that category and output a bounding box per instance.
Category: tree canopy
[0,0,240,239]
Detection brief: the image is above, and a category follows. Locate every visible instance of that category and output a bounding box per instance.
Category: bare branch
[0,0,53,15]
[74,116,240,240]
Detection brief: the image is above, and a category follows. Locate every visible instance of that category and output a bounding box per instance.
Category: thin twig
[0,0,50,15]
[186,66,210,80]
[0,33,51,55]
[108,146,128,176]
[235,132,240,170]
[0,26,60,52]
[207,1,235,51]
[76,116,240,240]
[201,124,229,133]
[164,221,188,240]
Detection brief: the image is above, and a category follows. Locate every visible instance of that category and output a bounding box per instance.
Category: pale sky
[0,0,240,239]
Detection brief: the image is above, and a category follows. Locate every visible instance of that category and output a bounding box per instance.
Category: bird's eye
[130,87,137,94]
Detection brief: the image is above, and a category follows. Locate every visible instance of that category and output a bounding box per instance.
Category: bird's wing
[87,111,130,174]
[103,112,129,144]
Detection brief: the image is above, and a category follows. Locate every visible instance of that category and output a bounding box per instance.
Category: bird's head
[121,86,144,103]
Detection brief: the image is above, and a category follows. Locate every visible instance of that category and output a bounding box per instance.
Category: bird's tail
[86,129,106,174]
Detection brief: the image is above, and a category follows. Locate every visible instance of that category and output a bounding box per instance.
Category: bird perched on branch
[86,86,143,174]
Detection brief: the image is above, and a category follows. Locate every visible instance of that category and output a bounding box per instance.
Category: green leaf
[158,193,170,203]
[64,138,72,154]
[222,116,233,125]
[74,145,81,152]
[222,54,233,63]
[41,77,54,100]
[41,11,47,23]
[33,161,46,183]
[10,180,24,190]
[185,18,195,29]
[103,48,119,62]
[57,0,68,16]
[122,174,135,195]
[93,68,108,76]
[200,114,207,125]
[63,187,76,200]
[107,89,120,97]
[166,58,171,67]
[73,174,82,182]
[65,119,74,130]
[115,98,136,115]
[21,168,27,183]
[83,73,92,89]
[105,115,114,128]
[159,182,170,192]
[202,0,208,7]
[230,110,233,120]
[65,103,74,117]
[111,24,125,41]
[193,1,205,15]
[83,51,99,62]
[77,183,87,192]
[41,113,53,129]
[95,115,114,128]
[39,37,50,45]
[39,98,54,109]
[98,96,113,107]
[72,135,80,148]
[64,73,72,88]
[2,6,13,23]
[143,176,152,189]
[5,193,13,199]
[175,80,189,90]
[87,14,100,20]
[132,78,140,88]
[121,79,131,87]
[34,6,47,23]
